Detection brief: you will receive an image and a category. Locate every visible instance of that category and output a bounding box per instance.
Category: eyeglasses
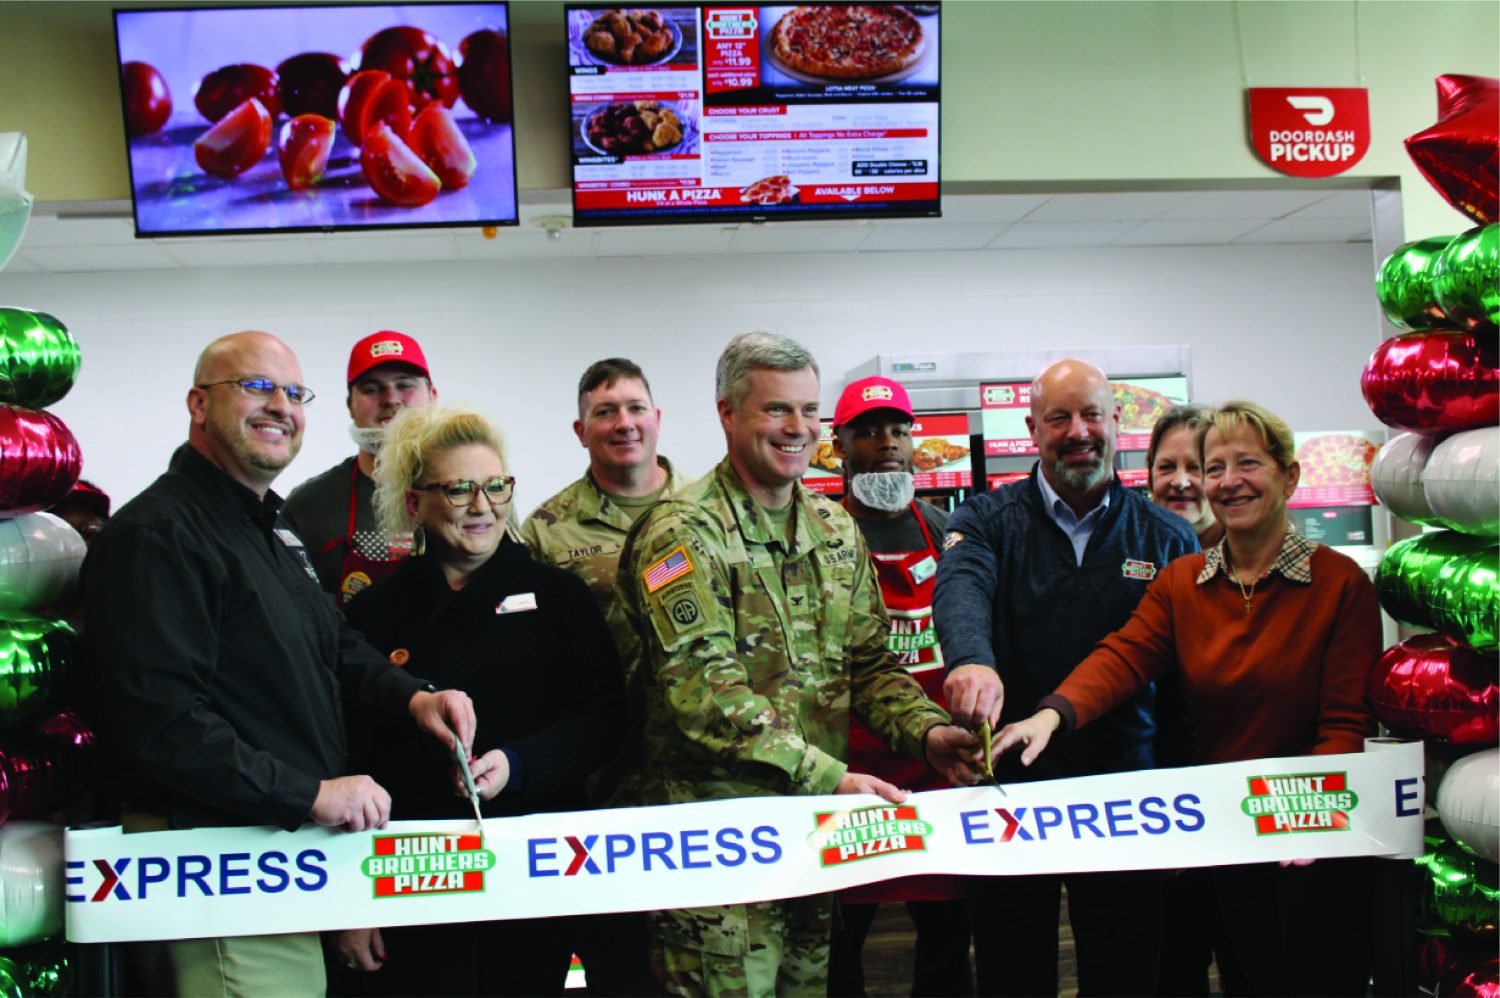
[196,378,316,406]
[415,476,516,507]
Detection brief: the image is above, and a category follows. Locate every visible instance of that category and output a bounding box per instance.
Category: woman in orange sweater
[997,399,1381,997]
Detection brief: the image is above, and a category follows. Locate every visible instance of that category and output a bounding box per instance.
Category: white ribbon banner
[65,742,1424,943]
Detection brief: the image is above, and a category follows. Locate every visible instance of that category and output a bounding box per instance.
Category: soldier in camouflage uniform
[617,332,981,997]
[521,358,688,996]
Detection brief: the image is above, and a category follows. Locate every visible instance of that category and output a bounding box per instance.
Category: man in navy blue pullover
[933,358,1198,997]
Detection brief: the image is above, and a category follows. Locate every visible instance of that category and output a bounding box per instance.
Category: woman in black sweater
[333,405,623,996]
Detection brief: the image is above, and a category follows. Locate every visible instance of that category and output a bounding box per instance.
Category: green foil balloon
[1416,833,1500,939]
[1432,224,1500,333]
[0,940,72,997]
[0,616,76,733]
[1376,236,1456,331]
[1376,532,1500,652]
[0,310,81,410]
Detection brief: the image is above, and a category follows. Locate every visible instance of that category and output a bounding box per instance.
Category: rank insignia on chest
[1122,558,1157,581]
[644,546,694,593]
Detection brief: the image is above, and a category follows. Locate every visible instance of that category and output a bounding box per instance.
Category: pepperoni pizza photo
[741,174,795,205]
[769,4,927,81]
[1295,434,1379,488]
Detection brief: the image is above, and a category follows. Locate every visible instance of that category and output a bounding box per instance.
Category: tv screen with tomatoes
[566,2,941,226]
[113,3,517,237]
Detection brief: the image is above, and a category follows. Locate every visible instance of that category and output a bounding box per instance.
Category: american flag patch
[644,547,693,593]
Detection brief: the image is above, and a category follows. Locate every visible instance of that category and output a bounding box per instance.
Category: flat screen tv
[113,3,517,237]
[567,2,941,226]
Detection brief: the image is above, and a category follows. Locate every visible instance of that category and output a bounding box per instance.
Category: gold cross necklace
[1224,545,1258,614]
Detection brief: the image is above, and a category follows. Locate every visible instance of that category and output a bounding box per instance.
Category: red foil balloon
[0,407,81,516]
[0,709,96,826]
[1441,949,1500,998]
[1361,330,1499,433]
[1406,75,1499,226]
[1369,635,1499,746]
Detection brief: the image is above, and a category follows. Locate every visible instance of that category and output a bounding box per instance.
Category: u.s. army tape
[66,741,1424,942]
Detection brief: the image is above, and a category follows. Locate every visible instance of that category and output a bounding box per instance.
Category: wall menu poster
[1288,431,1381,509]
[910,413,971,489]
[981,377,1189,456]
[804,420,842,494]
[568,4,941,223]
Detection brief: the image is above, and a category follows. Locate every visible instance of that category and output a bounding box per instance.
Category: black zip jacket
[82,446,426,831]
[933,466,1198,782]
[344,536,624,820]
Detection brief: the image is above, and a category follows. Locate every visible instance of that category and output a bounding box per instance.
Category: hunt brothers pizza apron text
[841,501,962,904]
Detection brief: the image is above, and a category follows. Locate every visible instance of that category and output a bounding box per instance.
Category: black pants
[968,870,1164,997]
[1157,868,1248,995]
[829,899,972,996]
[1210,858,1373,997]
[574,910,654,995]
[329,916,575,997]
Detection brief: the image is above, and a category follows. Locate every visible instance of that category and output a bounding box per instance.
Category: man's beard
[349,424,385,455]
[1051,449,1112,492]
[849,471,915,512]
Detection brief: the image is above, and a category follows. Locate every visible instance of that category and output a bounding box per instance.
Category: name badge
[909,555,937,585]
[496,592,538,614]
[274,528,305,550]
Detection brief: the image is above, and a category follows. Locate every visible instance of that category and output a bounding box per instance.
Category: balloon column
[1368,73,1500,996]
[0,306,92,976]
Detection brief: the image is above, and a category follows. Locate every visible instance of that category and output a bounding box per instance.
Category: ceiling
[5,188,1374,275]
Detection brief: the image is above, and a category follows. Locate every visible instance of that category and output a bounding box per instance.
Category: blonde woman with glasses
[331,405,624,996]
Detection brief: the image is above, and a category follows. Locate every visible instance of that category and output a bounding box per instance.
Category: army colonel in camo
[616,332,981,997]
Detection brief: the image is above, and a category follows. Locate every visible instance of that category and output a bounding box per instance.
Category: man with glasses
[283,330,438,604]
[82,331,476,997]
[520,357,688,995]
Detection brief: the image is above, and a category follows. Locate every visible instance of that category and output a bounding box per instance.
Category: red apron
[321,462,408,604]
[840,502,964,904]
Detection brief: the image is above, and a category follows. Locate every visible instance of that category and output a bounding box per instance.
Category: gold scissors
[451,739,485,838]
[977,720,1007,796]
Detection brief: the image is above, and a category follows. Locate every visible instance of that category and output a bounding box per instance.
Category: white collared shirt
[1035,468,1112,566]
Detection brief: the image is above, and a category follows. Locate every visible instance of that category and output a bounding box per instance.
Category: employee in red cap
[827,376,973,996]
[283,331,438,603]
[48,479,112,547]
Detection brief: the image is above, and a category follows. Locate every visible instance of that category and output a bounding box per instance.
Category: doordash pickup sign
[1247,88,1370,178]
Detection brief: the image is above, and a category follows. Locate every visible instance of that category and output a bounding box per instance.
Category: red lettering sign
[1247,88,1370,178]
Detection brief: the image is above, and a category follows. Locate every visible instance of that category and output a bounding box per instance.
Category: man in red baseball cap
[283,331,438,602]
[827,375,973,997]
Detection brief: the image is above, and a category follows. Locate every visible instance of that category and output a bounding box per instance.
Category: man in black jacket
[934,358,1197,997]
[83,331,475,997]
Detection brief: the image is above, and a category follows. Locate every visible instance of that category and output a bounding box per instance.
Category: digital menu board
[804,412,971,494]
[981,377,1189,456]
[567,3,941,225]
[1288,431,1381,509]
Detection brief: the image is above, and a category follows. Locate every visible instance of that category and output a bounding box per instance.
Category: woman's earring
[411,525,426,557]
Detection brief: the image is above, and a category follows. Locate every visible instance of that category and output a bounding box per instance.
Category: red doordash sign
[1247,88,1370,178]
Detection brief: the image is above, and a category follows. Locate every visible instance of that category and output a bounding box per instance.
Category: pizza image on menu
[1112,383,1176,434]
[741,175,798,205]
[769,5,926,81]
[1295,434,1379,487]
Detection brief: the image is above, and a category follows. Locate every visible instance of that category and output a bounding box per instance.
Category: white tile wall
[0,241,1384,512]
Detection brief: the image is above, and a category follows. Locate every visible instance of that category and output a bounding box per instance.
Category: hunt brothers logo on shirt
[1240,772,1358,835]
[887,607,942,667]
[809,804,933,867]
[361,833,495,897]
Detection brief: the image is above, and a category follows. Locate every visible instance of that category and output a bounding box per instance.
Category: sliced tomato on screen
[278,114,336,190]
[193,97,272,178]
[359,26,459,113]
[122,61,172,136]
[408,104,476,190]
[338,70,412,147]
[360,122,440,207]
[194,64,281,123]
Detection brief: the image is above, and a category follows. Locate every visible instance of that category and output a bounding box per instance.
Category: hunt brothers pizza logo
[809,804,932,866]
[362,833,495,898]
[1240,772,1357,835]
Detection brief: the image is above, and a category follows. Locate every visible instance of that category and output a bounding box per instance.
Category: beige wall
[2,0,1495,237]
